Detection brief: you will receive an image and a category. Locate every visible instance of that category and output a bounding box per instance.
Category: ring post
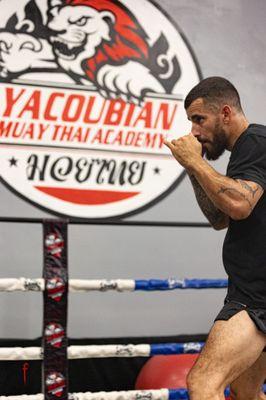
[42,220,68,400]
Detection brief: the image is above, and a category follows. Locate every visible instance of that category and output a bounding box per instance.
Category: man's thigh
[230,352,266,399]
[190,310,266,389]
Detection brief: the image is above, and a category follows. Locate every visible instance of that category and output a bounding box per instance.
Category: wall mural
[0,0,201,218]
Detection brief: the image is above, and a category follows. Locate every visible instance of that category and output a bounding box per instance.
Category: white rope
[68,344,150,359]
[0,389,169,400]
[0,279,135,292]
[0,347,42,360]
[0,279,44,292]
[0,397,43,400]
[0,344,151,360]
[69,389,169,400]
[70,280,135,292]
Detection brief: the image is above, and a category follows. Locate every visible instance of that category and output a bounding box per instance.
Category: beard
[204,121,227,160]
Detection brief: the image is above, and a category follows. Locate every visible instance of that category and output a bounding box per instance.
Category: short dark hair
[184,76,243,112]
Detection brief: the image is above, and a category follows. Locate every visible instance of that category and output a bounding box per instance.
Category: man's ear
[222,105,232,124]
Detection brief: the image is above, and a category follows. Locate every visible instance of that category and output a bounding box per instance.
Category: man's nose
[191,126,200,137]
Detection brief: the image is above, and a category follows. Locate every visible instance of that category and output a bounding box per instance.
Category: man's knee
[186,365,222,397]
[186,364,202,392]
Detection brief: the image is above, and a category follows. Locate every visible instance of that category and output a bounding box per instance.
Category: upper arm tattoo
[217,186,253,210]
[237,179,261,198]
[217,180,263,212]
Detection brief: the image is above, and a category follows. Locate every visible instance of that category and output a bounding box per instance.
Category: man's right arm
[189,175,229,230]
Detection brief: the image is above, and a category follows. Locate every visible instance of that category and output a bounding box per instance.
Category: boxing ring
[0,217,265,400]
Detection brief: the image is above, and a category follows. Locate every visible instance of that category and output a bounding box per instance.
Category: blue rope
[135,278,228,290]
[150,342,204,355]
[169,385,266,399]
[169,389,188,399]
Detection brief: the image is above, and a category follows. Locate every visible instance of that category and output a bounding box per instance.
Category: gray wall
[0,0,266,339]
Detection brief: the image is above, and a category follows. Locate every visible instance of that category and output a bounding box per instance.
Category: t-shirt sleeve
[227,134,266,189]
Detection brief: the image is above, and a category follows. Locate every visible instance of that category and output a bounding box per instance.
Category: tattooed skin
[217,187,253,211]
[218,181,262,212]
[190,175,228,229]
[237,179,260,198]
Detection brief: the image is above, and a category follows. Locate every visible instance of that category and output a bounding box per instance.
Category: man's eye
[196,117,204,123]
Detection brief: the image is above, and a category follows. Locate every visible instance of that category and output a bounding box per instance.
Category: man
[164,77,266,400]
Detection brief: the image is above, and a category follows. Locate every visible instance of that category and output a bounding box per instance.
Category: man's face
[186,98,228,160]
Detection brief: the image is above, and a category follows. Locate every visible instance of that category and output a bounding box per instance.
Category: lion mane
[65,0,150,82]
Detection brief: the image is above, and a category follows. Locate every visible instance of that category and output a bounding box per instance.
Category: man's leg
[186,310,266,400]
[230,352,266,400]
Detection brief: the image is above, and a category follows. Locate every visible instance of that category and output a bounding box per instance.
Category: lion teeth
[68,43,78,49]
[50,36,81,50]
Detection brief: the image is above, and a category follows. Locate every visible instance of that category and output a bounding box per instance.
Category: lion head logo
[0,0,180,103]
[48,0,149,73]
[47,0,180,102]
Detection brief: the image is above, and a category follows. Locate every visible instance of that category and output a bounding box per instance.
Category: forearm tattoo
[190,175,227,226]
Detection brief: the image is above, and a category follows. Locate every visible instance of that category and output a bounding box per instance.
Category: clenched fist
[164,133,203,171]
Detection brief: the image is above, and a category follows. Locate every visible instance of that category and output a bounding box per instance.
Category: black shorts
[215,300,266,352]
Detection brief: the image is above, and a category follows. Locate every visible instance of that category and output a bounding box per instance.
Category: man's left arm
[164,134,264,220]
[189,159,264,220]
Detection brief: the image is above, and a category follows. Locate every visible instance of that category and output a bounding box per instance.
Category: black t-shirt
[223,124,266,308]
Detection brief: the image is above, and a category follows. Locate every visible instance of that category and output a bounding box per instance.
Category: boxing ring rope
[0,278,228,292]
[0,217,211,228]
[0,342,205,361]
[0,388,187,400]
[1,386,266,400]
